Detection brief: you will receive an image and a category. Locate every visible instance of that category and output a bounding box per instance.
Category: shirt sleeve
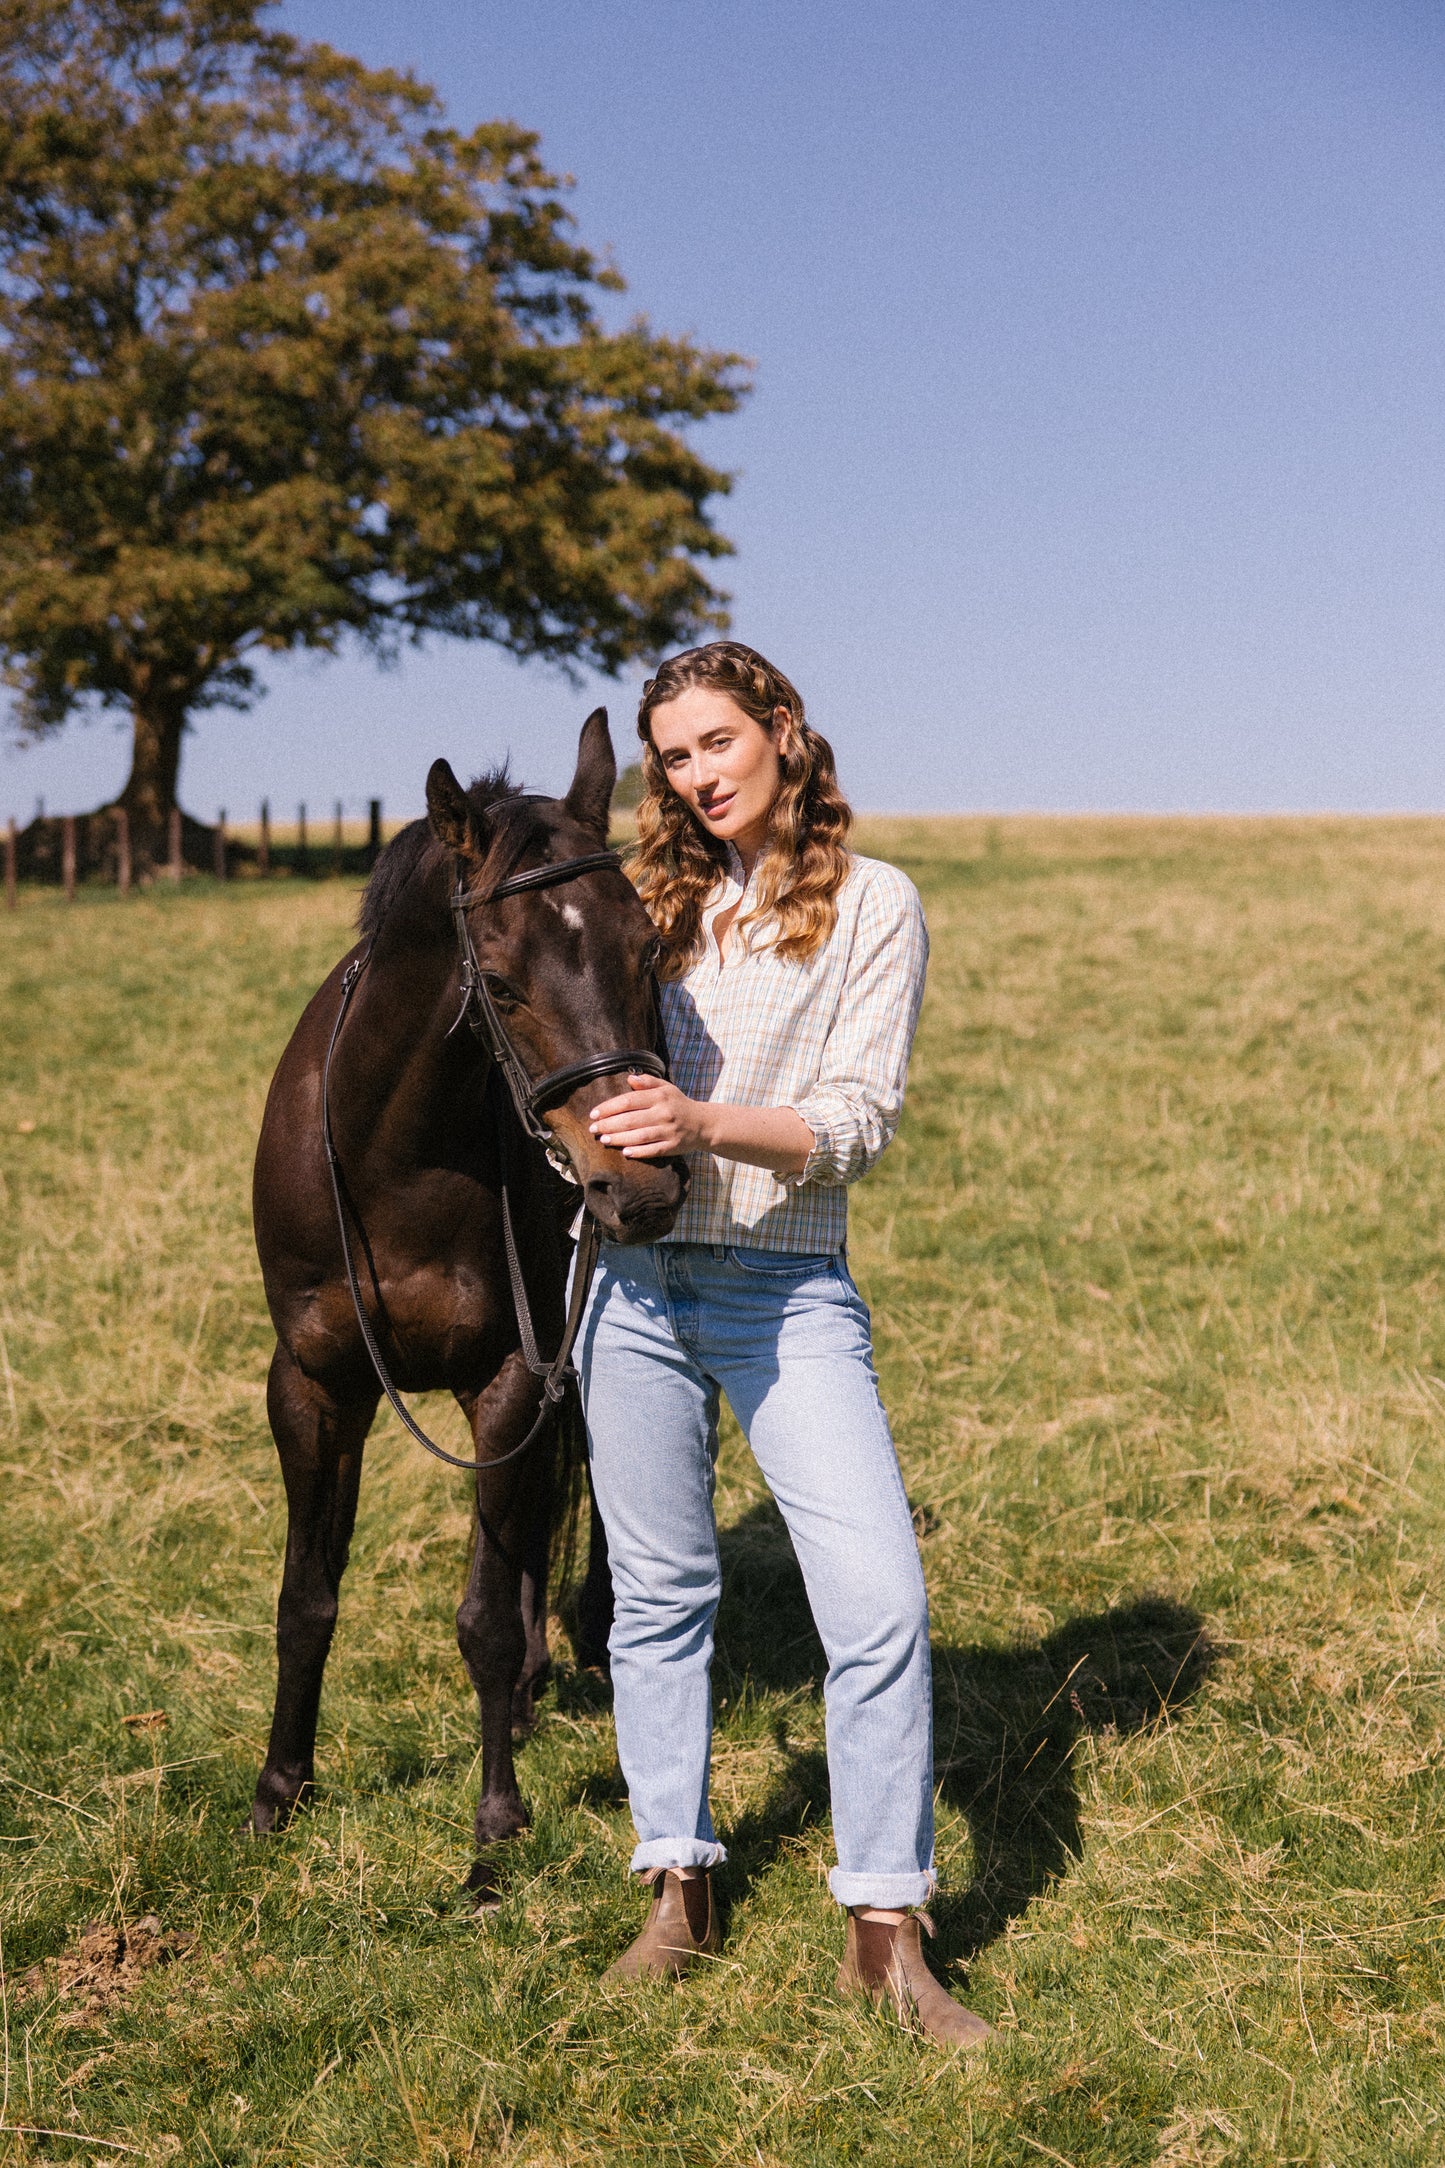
[784,866,929,1188]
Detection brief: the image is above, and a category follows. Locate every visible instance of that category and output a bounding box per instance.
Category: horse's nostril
[585,1167,680,1231]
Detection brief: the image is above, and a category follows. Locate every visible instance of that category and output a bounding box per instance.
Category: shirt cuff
[782,1107,829,1188]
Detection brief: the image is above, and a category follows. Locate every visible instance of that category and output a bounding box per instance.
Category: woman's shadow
[710,1499,1218,1965]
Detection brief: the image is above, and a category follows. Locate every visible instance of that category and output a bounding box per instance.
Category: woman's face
[647,687,786,861]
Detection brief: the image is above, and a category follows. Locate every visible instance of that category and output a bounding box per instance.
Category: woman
[578,642,988,2046]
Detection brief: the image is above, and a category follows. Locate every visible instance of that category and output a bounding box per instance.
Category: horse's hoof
[248,1774,310,1836]
[466,1858,504,1916]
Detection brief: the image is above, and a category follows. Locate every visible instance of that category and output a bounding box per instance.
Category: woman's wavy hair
[630,642,853,975]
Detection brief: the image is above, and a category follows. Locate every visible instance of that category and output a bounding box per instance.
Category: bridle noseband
[322,843,670,1473]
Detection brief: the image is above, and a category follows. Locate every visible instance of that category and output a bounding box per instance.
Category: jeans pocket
[727,1246,840,1279]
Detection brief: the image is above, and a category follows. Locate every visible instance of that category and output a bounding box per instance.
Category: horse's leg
[514,1506,554,1734]
[251,1343,377,1834]
[453,1358,555,1862]
[574,1465,614,1675]
[454,1379,553,1736]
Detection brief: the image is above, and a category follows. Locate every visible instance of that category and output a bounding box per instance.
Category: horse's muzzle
[583,1155,687,1246]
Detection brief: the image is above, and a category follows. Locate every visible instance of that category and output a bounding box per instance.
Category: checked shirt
[656,846,929,1253]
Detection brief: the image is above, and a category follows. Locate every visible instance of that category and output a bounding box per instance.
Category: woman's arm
[589,1077,814,1179]
[591,871,928,1185]
[784,870,928,1186]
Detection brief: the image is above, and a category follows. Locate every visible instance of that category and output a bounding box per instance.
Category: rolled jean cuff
[630,1837,728,1874]
[828,1867,937,1909]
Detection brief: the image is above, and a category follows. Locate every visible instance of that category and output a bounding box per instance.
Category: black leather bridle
[448,851,666,1151]
[322,845,668,1473]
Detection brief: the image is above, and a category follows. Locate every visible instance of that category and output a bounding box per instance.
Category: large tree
[0,0,746,863]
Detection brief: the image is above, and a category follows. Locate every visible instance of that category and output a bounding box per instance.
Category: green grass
[4,817,1445,2164]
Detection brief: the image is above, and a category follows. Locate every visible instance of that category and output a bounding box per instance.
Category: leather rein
[322,845,667,1473]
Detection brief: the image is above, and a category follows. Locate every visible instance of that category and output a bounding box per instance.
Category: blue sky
[5,0,1443,819]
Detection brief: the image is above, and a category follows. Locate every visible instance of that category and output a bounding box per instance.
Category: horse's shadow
[706,1499,1219,1966]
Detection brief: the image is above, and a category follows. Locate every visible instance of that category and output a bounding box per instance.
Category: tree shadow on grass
[710,1499,1220,1964]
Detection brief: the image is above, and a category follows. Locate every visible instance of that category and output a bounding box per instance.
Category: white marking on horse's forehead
[541,890,586,934]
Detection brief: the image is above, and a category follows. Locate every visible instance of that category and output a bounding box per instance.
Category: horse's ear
[564,708,616,840]
[426,759,478,858]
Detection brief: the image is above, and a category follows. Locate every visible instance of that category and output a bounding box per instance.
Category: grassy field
[5,816,1445,2165]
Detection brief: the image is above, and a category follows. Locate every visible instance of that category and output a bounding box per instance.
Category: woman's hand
[589,1076,712,1159]
[589,1078,815,1178]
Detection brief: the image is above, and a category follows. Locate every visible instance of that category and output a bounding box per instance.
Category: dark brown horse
[249,712,682,1875]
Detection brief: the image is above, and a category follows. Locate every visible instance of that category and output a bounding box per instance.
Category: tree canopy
[0,0,747,855]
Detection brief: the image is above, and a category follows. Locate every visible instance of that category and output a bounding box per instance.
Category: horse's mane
[357,766,550,937]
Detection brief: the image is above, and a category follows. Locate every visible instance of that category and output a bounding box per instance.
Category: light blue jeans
[577,1241,936,1909]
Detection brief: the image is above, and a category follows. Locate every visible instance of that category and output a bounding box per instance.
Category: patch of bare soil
[21,1915,196,2026]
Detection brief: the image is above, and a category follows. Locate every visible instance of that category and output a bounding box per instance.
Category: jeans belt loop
[711,1243,725,1261]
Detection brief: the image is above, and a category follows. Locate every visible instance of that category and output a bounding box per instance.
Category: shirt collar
[703,843,749,919]
[697,843,753,956]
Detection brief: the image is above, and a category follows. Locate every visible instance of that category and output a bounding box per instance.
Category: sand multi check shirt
[657,846,929,1253]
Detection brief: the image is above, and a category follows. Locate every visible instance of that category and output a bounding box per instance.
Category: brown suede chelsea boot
[600,1869,721,1983]
[838,1910,992,2047]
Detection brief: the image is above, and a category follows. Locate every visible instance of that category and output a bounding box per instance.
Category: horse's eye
[482,974,523,1012]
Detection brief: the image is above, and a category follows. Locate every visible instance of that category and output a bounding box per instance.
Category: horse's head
[426,711,687,1246]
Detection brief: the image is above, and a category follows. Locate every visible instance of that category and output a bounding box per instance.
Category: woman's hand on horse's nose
[590,1077,703,1158]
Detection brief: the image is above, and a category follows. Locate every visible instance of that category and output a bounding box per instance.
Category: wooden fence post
[259,799,270,876]
[5,817,15,912]
[332,799,343,877]
[214,809,227,881]
[115,806,131,895]
[62,814,76,902]
[296,802,309,875]
[168,805,183,881]
[367,798,382,868]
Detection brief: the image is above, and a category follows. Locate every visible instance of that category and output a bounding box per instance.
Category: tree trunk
[10,695,249,883]
[117,699,187,868]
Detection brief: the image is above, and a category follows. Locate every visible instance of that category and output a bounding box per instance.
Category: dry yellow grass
[2,817,1445,2163]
